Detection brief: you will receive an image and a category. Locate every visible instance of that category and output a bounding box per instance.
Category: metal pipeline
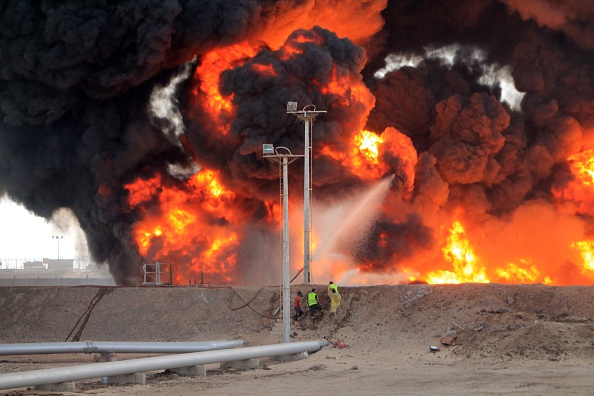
[0,340,244,355]
[0,340,329,390]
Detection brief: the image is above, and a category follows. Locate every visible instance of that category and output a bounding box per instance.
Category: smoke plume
[2,0,594,285]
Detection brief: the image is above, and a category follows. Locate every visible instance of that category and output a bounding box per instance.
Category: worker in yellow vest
[328,281,338,294]
[329,287,342,322]
[307,288,322,321]
[327,281,338,309]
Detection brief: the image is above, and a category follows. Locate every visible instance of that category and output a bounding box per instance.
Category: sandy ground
[0,283,593,395]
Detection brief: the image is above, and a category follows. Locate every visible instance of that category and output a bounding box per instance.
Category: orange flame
[426,220,489,284]
[317,66,375,108]
[410,212,589,286]
[346,130,385,179]
[496,260,553,284]
[355,130,383,164]
[125,4,594,287]
[254,0,388,50]
[193,42,261,134]
[319,129,385,179]
[571,241,594,273]
[124,169,243,284]
[553,148,594,215]
[251,63,278,77]
[321,127,418,186]
[569,150,594,186]
[279,32,323,60]
[379,127,417,194]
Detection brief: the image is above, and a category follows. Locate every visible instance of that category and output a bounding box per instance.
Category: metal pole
[53,235,63,260]
[263,145,302,344]
[0,340,245,355]
[0,340,329,390]
[282,156,290,343]
[287,104,325,285]
[303,118,311,284]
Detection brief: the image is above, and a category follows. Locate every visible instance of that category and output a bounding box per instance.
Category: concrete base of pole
[94,352,117,362]
[0,340,328,391]
[101,373,146,385]
[220,358,259,370]
[33,382,76,392]
[271,351,308,362]
[171,365,206,377]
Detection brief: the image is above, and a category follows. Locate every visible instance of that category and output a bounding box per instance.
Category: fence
[0,275,115,287]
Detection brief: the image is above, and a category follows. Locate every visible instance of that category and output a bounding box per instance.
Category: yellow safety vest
[328,283,338,293]
[307,292,318,306]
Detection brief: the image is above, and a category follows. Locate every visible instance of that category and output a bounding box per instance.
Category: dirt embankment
[0,284,593,362]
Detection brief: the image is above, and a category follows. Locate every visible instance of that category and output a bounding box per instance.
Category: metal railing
[0,275,115,287]
[143,262,173,286]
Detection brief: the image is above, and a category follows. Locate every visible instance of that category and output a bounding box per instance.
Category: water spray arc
[287,102,326,285]
[312,175,395,281]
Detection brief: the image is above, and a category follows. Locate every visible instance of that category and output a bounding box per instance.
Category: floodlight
[263,144,274,155]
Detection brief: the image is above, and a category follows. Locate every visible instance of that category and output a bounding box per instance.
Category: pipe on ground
[0,340,329,390]
[0,340,244,355]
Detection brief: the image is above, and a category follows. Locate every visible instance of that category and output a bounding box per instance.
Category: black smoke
[3,0,594,283]
[0,0,301,284]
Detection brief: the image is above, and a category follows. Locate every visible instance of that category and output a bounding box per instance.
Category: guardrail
[0,276,115,287]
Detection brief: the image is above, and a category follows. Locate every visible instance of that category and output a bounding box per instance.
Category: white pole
[303,118,311,284]
[0,341,329,390]
[263,144,301,344]
[286,104,324,284]
[282,156,291,343]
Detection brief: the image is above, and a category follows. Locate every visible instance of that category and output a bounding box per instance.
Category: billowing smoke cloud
[217,26,371,194]
[502,0,594,51]
[356,0,594,280]
[0,0,329,284]
[3,0,594,285]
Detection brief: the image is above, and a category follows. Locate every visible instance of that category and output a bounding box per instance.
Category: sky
[0,195,83,264]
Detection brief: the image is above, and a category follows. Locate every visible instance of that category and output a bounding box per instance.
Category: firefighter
[327,281,338,310]
[328,281,338,294]
[328,287,342,322]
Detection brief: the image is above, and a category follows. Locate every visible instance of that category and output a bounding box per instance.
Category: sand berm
[0,284,593,395]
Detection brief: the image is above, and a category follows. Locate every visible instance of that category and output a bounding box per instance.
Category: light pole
[52,235,63,260]
[287,102,326,284]
[263,144,303,343]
